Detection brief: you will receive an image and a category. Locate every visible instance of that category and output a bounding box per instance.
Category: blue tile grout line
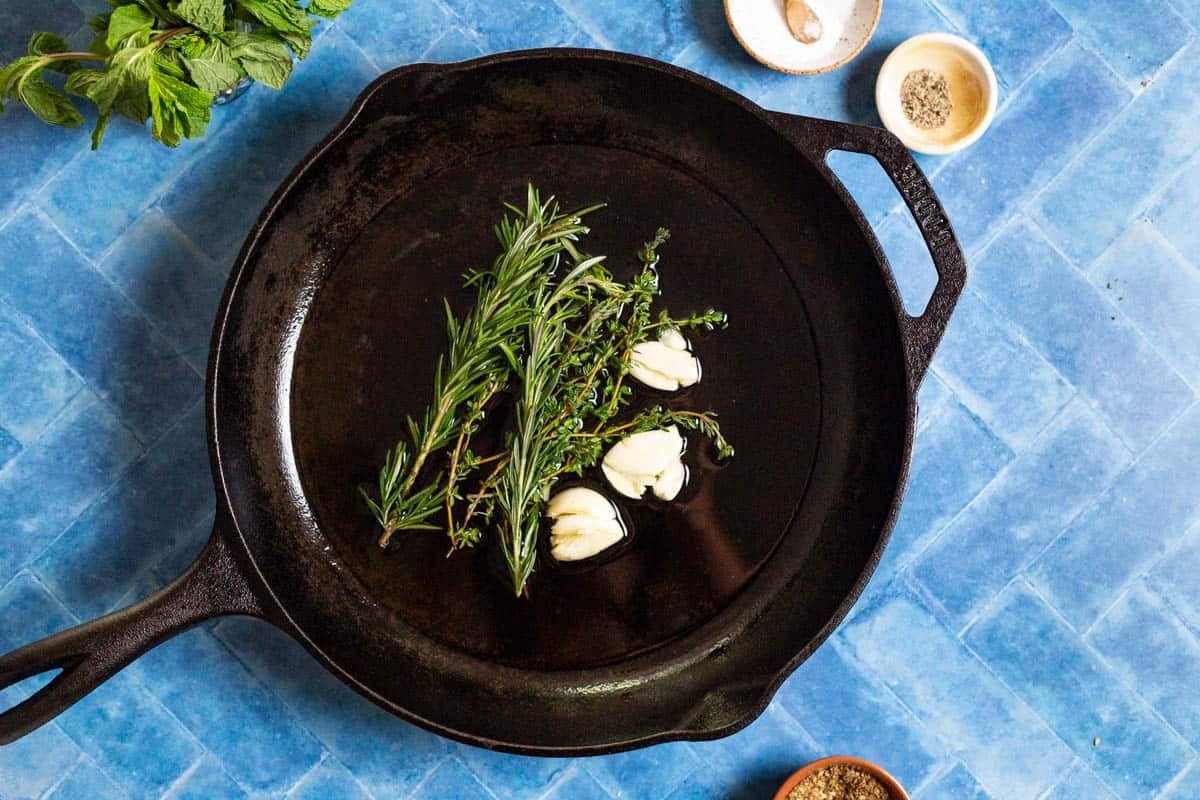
[4,0,1200,797]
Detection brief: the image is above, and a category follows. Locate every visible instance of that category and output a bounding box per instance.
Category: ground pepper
[900,68,953,130]
[786,764,892,800]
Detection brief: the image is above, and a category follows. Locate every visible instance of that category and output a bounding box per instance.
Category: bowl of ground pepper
[773,756,908,800]
[875,32,997,155]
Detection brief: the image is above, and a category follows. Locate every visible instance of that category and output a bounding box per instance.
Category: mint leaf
[277,28,311,59]
[65,68,105,97]
[91,112,111,150]
[175,0,225,33]
[147,64,211,146]
[29,32,80,75]
[18,74,84,127]
[184,54,239,93]
[87,12,112,33]
[224,29,292,89]
[28,32,69,55]
[307,0,352,18]
[133,0,184,24]
[236,0,312,35]
[0,56,38,100]
[88,46,153,125]
[107,5,155,49]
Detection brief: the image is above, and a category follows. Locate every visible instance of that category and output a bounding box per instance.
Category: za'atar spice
[900,68,953,130]
[787,763,891,800]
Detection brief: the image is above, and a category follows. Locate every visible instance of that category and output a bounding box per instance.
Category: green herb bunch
[363,187,735,597]
[0,0,354,149]
[364,188,604,550]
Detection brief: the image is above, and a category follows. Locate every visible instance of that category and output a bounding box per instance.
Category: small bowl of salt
[724,0,882,75]
[875,32,998,155]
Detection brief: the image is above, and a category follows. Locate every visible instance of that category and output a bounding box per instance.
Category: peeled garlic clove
[551,514,624,542]
[628,359,680,391]
[629,341,700,390]
[547,486,617,520]
[652,459,687,501]
[551,522,625,562]
[602,461,651,499]
[658,327,688,351]
[602,427,683,476]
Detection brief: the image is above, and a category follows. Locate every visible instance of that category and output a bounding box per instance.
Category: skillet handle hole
[825,150,938,317]
[0,669,65,710]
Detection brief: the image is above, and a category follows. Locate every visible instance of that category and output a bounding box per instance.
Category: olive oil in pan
[290,144,821,669]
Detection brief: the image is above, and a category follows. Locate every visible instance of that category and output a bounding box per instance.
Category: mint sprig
[0,0,356,150]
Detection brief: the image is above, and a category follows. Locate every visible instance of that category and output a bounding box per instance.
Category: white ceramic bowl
[725,0,882,75]
[875,32,998,155]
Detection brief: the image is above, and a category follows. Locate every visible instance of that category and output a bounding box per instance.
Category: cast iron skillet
[0,49,964,754]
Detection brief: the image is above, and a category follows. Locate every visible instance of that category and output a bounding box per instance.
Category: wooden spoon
[785,0,824,43]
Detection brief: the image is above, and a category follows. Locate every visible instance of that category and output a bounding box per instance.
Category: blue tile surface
[1089,586,1200,745]
[1048,0,1191,84]
[31,402,211,619]
[0,428,19,472]
[910,400,1129,628]
[1032,41,1200,264]
[3,1,1200,798]
[1163,764,1200,800]
[161,755,245,800]
[129,628,324,794]
[543,768,611,800]
[1151,154,1200,258]
[0,722,82,800]
[1088,223,1200,387]
[932,290,1074,449]
[56,671,204,800]
[841,590,1073,799]
[930,0,1071,90]
[0,304,83,444]
[0,211,201,443]
[1028,403,1200,630]
[973,218,1193,451]
[928,42,1130,255]
[1148,521,1200,635]
[98,212,228,372]
[49,756,133,800]
[0,393,141,586]
[917,763,994,800]
[287,757,373,800]
[1040,761,1121,800]
[777,641,945,790]
[964,581,1192,797]
[410,759,494,800]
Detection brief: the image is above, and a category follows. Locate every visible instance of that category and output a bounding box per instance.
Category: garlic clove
[629,341,700,390]
[628,360,681,391]
[652,459,687,501]
[602,462,651,499]
[658,327,688,351]
[550,514,624,543]
[550,522,625,562]
[602,427,683,476]
[547,486,617,520]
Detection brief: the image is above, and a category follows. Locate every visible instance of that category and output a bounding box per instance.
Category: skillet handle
[769,113,967,388]
[0,526,265,745]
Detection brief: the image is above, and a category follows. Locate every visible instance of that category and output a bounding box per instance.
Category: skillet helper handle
[771,113,967,387]
[0,530,264,745]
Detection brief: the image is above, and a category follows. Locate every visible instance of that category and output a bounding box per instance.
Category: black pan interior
[211,52,910,751]
[290,146,820,669]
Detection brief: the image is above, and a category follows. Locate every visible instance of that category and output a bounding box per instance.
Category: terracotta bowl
[773,756,909,800]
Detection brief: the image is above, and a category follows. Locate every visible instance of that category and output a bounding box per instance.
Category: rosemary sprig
[362,188,601,548]
[494,255,618,595]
